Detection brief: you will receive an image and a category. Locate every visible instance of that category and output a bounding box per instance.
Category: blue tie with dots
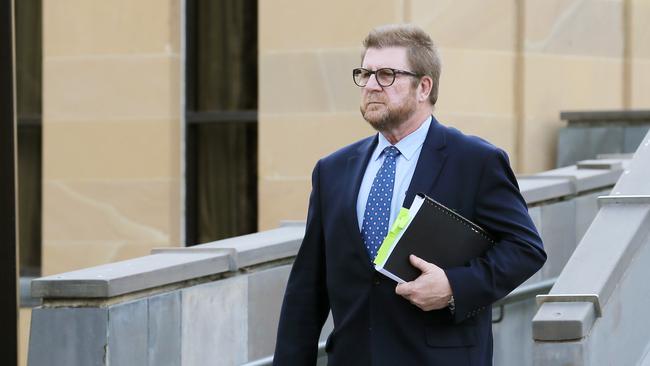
[361,146,401,260]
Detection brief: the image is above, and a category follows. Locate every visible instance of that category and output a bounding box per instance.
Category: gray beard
[360,96,418,133]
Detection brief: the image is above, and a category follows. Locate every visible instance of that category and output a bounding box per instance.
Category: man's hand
[395,254,453,311]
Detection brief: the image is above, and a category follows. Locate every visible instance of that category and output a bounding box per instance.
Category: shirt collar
[373,116,432,161]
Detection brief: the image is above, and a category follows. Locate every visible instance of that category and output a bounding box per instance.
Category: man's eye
[377,69,394,79]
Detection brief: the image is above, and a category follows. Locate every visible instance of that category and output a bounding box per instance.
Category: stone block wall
[41,0,183,276]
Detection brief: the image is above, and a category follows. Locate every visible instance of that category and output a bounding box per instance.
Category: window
[185,0,258,245]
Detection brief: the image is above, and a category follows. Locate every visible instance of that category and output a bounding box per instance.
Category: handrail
[243,277,556,365]
[492,277,556,323]
[494,277,556,307]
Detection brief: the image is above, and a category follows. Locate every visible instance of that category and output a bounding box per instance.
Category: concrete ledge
[196,225,305,268]
[533,164,624,193]
[31,226,305,299]
[576,159,623,170]
[32,250,233,299]
[561,110,650,124]
[532,302,597,341]
[519,178,575,204]
[536,294,601,317]
[598,195,650,206]
[519,159,624,205]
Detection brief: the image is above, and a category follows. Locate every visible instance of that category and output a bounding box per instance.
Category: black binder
[373,193,495,283]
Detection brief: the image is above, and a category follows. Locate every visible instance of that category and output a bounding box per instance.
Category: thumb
[409,254,435,273]
[395,281,413,296]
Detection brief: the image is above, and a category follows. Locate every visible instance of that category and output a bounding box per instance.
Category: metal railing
[243,277,556,365]
[492,277,556,323]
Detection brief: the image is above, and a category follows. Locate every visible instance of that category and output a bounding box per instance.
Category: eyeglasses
[352,67,421,87]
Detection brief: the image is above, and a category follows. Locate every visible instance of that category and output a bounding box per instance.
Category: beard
[360,90,418,133]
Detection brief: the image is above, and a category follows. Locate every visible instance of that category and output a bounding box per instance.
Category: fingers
[396,284,430,311]
[395,282,420,309]
[395,258,430,297]
[394,263,451,311]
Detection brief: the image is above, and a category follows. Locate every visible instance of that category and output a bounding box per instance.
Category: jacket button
[372,274,381,285]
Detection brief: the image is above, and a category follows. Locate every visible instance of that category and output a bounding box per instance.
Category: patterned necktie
[361,146,401,260]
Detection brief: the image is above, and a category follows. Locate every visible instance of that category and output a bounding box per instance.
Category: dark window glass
[15,0,42,276]
[186,0,258,245]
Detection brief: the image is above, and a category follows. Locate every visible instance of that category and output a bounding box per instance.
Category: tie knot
[383,146,400,158]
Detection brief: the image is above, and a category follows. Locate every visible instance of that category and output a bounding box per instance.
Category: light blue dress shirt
[356,116,432,231]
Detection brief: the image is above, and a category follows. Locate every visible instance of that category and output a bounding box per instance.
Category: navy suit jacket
[274,117,546,366]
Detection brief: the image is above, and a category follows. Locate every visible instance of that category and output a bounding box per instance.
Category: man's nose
[364,74,383,91]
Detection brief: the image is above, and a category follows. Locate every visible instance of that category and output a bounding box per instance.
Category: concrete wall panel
[181,277,248,365]
[148,291,182,366]
[107,299,148,365]
[28,308,108,366]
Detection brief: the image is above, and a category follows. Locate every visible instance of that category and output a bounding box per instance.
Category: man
[274,24,546,366]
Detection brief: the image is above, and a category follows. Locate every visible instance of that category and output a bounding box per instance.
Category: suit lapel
[344,135,377,265]
[404,116,448,208]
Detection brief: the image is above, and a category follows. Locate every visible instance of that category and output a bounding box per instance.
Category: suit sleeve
[444,148,547,323]
[273,160,330,365]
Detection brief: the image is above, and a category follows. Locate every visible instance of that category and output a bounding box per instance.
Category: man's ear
[418,76,433,102]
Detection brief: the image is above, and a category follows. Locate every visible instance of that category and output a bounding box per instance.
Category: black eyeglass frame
[352,67,422,87]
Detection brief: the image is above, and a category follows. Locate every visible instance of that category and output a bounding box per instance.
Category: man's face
[359,47,419,132]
